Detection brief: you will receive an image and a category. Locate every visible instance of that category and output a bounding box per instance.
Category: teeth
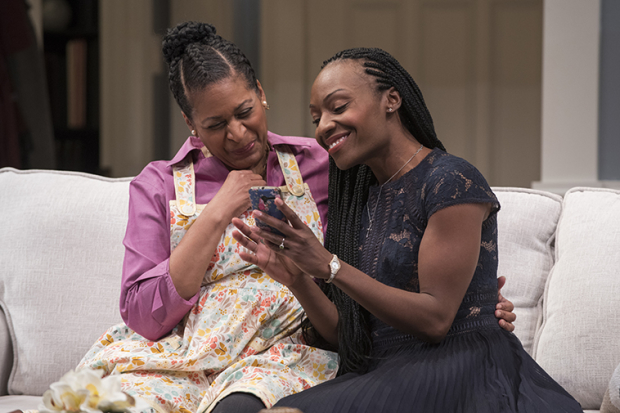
[329,135,347,149]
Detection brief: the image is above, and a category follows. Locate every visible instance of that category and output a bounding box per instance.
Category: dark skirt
[273,324,582,413]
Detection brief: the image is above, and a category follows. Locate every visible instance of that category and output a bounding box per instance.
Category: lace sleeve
[422,159,500,221]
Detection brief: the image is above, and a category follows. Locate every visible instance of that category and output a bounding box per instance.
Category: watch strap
[325,254,340,284]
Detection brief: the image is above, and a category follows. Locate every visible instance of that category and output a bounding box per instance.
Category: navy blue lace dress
[274,149,582,412]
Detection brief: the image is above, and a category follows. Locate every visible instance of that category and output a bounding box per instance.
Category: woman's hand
[210,170,266,221]
[496,276,517,332]
[231,218,306,287]
[249,198,334,280]
[233,212,341,347]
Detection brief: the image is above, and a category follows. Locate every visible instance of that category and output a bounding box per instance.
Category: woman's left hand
[250,198,334,280]
[496,276,516,332]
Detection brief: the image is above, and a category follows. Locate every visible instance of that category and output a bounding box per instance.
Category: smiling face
[309,61,390,171]
[185,75,269,171]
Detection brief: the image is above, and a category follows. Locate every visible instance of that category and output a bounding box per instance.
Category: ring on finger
[279,237,286,250]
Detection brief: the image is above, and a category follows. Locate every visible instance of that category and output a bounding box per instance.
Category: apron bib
[78,146,337,413]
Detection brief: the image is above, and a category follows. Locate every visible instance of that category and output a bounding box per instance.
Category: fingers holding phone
[249,186,289,237]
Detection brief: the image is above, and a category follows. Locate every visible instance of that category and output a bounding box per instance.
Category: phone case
[249,186,288,236]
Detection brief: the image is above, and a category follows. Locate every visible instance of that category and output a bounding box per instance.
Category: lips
[325,132,349,154]
[232,140,256,155]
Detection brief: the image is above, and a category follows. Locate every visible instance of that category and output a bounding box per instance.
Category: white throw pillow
[534,187,620,410]
[493,187,562,355]
[0,168,131,396]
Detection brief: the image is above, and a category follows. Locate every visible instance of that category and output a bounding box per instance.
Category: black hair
[303,48,445,375]
[162,21,259,119]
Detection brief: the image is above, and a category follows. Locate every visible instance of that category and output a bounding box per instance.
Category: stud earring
[387,107,393,112]
[192,130,197,136]
[262,101,270,110]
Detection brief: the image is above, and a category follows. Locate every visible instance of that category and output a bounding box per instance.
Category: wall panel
[490,1,542,187]
[419,3,475,161]
[259,0,545,187]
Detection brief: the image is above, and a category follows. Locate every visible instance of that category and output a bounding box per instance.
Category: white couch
[1,167,619,413]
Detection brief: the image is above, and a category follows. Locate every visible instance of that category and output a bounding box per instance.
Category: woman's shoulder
[416,149,498,216]
[268,131,329,166]
[131,159,171,189]
[421,149,489,188]
[269,131,323,151]
[132,137,202,189]
[424,149,479,173]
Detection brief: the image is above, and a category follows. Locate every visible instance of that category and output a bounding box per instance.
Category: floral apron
[78,146,338,413]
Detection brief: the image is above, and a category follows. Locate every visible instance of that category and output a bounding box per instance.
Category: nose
[316,114,335,143]
[225,119,246,142]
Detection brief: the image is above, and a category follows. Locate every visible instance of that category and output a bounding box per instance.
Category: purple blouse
[120,132,329,340]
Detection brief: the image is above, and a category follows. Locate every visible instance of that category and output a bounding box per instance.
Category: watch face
[331,260,340,272]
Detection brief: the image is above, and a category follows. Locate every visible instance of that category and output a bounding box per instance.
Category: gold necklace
[365,144,424,237]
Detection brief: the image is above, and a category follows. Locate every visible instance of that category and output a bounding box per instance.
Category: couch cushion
[533,187,620,410]
[0,306,12,396]
[0,395,42,412]
[493,187,562,355]
[0,168,132,396]
[602,360,620,413]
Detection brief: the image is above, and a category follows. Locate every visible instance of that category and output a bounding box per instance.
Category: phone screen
[249,186,288,236]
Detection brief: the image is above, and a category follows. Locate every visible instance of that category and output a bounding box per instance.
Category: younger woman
[233,48,582,412]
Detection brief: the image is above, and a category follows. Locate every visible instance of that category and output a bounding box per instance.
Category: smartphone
[248,186,288,236]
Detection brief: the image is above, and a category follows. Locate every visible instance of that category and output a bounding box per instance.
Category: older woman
[79,22,515,413]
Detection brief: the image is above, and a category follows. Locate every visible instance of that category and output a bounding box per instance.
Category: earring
[262,101,270,110]
[192,130,196,136]
[387,107,393,112]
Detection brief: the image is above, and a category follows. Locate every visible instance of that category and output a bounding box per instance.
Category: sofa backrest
[533,188,620,410]
[0,306,13,396]
[1,168,618,409]
[495,186,620,410]
[0,168,132,396]
[494,187,563,355]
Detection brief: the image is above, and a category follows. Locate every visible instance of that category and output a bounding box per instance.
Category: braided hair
[162,21,259,118]
[305,48,446,375]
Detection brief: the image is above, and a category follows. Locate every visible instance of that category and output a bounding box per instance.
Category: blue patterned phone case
[249,186,287,237]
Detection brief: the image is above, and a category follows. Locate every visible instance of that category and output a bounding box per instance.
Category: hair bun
[162,21,218,65]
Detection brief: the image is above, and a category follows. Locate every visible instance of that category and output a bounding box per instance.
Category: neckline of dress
[368,148,438,193]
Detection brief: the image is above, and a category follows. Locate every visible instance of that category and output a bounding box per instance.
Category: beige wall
[100,0,543,186]
[261,0,543,188]
[100,0,162,178]
[99,0,233,177]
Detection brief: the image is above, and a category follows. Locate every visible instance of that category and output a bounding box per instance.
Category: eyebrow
[201,99,253,123]
[309,88,345,109]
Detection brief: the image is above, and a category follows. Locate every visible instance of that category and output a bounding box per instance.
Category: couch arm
[0,304,14,396]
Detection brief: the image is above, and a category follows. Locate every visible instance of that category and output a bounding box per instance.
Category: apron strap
[172,156,197,217]
[275,145,305,197]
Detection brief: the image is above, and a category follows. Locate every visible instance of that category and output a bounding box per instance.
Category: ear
[256,79,267,103]
[182,112,194,133]
[385,87,402,112]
